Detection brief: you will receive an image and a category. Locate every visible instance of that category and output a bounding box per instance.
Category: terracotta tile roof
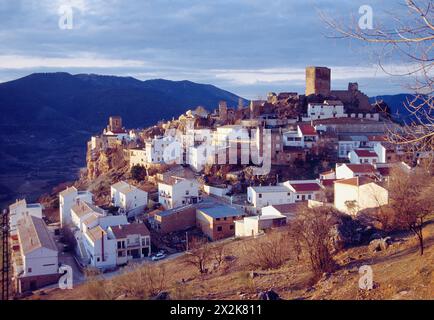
[160,176,185,186]
[59,186,78,197]
[354,149,378,157]
[298,124,317,136]
[321,179,337,187]
[345,164,377,174]
[289,182,321,193]
[86,226,106,242]
[335,177,373,187]
[111,223,150,239]
[271,202,306,214]
[320,169,335,175]
[82,212,101,227]
[368,135,387,142]
[377,167,391,176]
[17,215,57,254]
[72,201,105,218]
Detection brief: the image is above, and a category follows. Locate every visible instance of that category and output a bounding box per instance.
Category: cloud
[0,54,146,69]
[211,64,421,86]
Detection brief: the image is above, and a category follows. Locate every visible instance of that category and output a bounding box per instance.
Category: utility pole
[1,209,10,300]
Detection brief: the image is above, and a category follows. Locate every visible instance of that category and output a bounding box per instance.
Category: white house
[214,125,245,147]
[283,180,323,202]
[261,203,304,221]
[307,100,345,120]
[247,185,293,211]
[188,143,214,172]
[319,169,336,180]
[111,181,148,217]
[9,199,43,235]
[129,148,147,168]
[348,149,379,164]
[334,177,388,215]
[70,201,106,231]
[338,135,369,158]
[13,215,59,293]
[108,223,151,265]
[235,214,286,238]
[145,135,179,164]
[158,177,200,209]
[335,163,378,180]
[59,186,93,228]
[283,124,318,149]
[373,143,388,163]
[82,225,117,269]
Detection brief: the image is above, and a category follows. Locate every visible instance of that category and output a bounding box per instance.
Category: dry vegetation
[29,214,434,300]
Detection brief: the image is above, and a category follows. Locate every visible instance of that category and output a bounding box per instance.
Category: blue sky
[0,0,415,98]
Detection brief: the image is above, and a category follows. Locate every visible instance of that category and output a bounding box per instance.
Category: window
[217,226,222,232]
[216,218,220,221]
[259,194,262,198]
[97,257,100,262]
[224,217,227,221]
[28,268,32,273]
[230,225,234,230]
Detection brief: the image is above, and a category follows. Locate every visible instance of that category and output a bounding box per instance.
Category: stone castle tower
[305,66,331,96]
[219,101,228,121]
[108,116,122,132]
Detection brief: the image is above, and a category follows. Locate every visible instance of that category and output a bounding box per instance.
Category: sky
[0,0,417,99]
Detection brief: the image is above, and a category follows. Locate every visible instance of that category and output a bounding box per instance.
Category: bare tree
[387,167,434,255]
[212,245,226,269]
[320,0,434,166]
[290,207,338,279]
[241,231,291,270]
[183,237,211,274]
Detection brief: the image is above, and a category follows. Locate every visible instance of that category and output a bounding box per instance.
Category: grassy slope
[31,219,434,300]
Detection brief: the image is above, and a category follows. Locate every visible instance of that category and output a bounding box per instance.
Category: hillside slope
[33,217,434,300]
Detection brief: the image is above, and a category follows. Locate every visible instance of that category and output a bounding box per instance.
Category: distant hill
[369,94,428,124]
[0,72,245,130]
[0,73,246,208]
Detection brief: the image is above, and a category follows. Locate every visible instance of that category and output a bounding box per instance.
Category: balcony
[127,241,141,248]
[159,192,172,199]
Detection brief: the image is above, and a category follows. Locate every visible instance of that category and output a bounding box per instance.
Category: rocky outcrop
[86,143,127,181]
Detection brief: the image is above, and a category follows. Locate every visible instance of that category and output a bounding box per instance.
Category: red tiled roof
[354,149,377,157]
[335,177,373,187]
[368,135,387,142]
[271,202,306,214]
[111,223,150,238]
[290,182,321,192]
[345,164,377,173]
[320,169,335,175]
[321,179,337,187]
[377,167,390,176]
[298,124,317,136]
